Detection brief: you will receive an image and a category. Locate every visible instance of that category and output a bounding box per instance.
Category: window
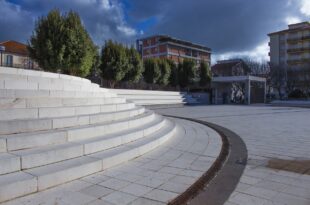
[6,55,13,67]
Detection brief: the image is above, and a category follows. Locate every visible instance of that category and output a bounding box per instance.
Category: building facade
[211,59,266,105]
[0,40,38,69]
[136,35,211,66]
[211,59,250,77]
[268,22,310,69]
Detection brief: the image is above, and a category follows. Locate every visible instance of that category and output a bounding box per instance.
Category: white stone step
[120,95,184,100]
[0,153,20,175]
[129,99,186,105]
[89,120,176,169]
[0,97,126,109]
[0,66,91,84]
[0,73,101,92]
[10,116,165,170]
[25,156,102,191]
[0,102,135,121]
[0,89,116,99]
[4,110,155,151]
[111,88,182,96]
[13,142,84,170]
[67,110,155,142]
[0,106,144,135]
[22,120,175,191]
[0,171,37,203]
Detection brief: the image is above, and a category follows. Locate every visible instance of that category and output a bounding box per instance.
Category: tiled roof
[0,40,29,56]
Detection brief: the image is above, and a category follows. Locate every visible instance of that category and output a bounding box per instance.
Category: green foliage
[167,59,178,87]
[143,58,161,84]
[28,9,97,77]
[178,58,196,88]
[124,47,144,83]
[157,59,171,86]
[199,61,211,87]
[100,40,129,87]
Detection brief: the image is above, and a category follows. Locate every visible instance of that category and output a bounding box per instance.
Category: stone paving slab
[155,105,310,205]
[1,118,222,205]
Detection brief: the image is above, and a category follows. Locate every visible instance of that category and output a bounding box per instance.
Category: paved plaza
[155,105,310,205]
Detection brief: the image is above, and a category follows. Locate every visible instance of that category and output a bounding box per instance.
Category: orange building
[0,40,38,69]
[136,35,211,66]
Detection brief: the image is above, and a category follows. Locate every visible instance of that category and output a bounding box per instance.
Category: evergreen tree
[178,58,196,88]
[28,9,65,72]
[199,61,211,87]
[157,59,171,86]
[167,59,178,87]
[28,9,97,77]
[143,58,161,84]
[124,47,144,83]
[100,40,129,88]
[61,11,97,77]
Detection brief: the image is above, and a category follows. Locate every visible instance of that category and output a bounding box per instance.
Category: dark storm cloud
[0,0,308,59]
[0,0,137,45]
[128,0,303,53]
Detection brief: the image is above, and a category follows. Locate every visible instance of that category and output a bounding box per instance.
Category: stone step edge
[0,102,135,121]
[0,97,126,109]
[0,120,176,203]
[6,116,165,171]
[0,89,117,99]
[0,66,91,84]
[3,110,155,151]
[0,105,143,135]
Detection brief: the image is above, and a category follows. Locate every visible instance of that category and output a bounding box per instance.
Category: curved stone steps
[2,110,155,151]
[0,102,135,121]
[0,105,144,135]
[0,97,126,109]
[0,74,100,92]
[0,67,91,84]
[4,116,166,171]
[0,89,116,99]
[0,120,176,202]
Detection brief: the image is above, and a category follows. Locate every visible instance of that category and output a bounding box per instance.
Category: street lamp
[0,46,5,67]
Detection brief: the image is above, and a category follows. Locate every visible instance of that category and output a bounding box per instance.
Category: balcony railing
[287,47,310,53]
[287,35,310,43]
[287,58,310,65]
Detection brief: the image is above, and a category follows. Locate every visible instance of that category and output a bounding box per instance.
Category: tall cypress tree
[100,40,129,88]
[199,62,211,87]
[124,47,144,83]
[143,58,161,84]
[28,9,97,77]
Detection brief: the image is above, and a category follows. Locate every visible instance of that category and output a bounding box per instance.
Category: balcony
[287,47,310,53]
[287,35,310,43]
[287,58,310,65]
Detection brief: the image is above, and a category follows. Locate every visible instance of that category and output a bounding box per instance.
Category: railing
[287,35,310,43]
[287,47,310,53]
[0,63,40,70]
[287,58,310,64]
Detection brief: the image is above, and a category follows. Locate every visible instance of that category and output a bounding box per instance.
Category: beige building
[0,40,38,69]
[268,22,310,69]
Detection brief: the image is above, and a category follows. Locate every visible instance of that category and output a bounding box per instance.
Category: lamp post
[0,46,5,67]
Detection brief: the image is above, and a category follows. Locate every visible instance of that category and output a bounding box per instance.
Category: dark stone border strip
[165,116,248,205]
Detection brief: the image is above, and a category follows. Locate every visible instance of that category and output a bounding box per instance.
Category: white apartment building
[268,22,310,69]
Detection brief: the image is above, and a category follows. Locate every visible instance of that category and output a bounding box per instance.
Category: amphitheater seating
[0,67,177,203]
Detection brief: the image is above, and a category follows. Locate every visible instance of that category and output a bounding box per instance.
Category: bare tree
[270,64,287,100]
[242,58,270,77]
[299,63,310,98]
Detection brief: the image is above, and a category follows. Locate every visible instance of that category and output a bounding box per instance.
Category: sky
[0,0,309,64]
